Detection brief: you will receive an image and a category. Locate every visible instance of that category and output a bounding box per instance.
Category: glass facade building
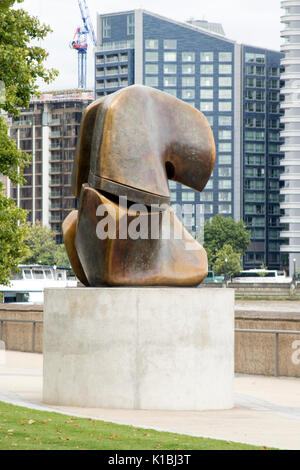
[280,0,300,276]
[94,9,283,269]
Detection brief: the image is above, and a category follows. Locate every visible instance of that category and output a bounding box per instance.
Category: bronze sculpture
[63,85,216,286]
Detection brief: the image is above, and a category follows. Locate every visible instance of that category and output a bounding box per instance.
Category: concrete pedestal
[43,288,234,411]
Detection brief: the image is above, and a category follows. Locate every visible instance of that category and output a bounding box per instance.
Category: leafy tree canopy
[212,244,242,279]
[21,223,70,267]
[0,1,58,284]
[203,214,250,267]
[0,192,29,285]
[0,0,58,115]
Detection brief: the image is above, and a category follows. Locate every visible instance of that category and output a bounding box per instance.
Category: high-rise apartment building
[94,9,283,270]
[7,90,94,243]
[280,0,300,276]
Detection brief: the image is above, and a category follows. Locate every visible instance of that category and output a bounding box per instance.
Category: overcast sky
[20,0,282,91]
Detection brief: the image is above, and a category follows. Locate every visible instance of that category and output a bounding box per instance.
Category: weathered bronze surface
[63,85,215,287]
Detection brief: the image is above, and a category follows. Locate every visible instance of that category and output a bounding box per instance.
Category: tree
[213,244,242,279]
[21,223,70,267]
[203,214,250,267]
[0,1,58,116]
[0,192,29,285]
[0,1,58,284]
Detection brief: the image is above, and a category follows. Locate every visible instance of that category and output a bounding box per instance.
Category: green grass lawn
[0,401,272,450]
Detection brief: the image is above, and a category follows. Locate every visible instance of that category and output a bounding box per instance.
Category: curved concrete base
[43,288,234,411]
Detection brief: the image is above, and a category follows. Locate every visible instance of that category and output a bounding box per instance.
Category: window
[200,101,213,112]
[219,180,232,189]
[200,52,213,62]
[182,52,195,62]
[164,76,177,87]
[164,64,177,74]
[145,64,158,74]
[219,142,232,152]
[200,64,213,74]
[269,119,279,129]
[219,116,232,126]
[206,116,214,126]
[204,204,214,214]
[270,91,279,101]
[127,14,134,35]
[245,155,264,165]
[182,64,195,74]
[245,130,265,141]
[145,76,158,87]
[256,102,265,113]
[219,204,232,214]
[200,89,213,99]
[145,52,158,62]
[245,142,265,153]
[219,77,232,87]
[219,167,232,177]
[270,79,279,89]
[245,52,265,63]
[182,191,195,201]
[171,191,177,202]
[219,102,232,112]
[219,64,232,74]
[219,89,232,99]
[103,18,111,38]
[219,155,231,164]
[164,52,177,62]
[182,89,195,99]
[269,143,280,153]
[219,130,232,140]
[270,104,279,114]
[256,90,265,100]
[256,66,265,76]
[245,102,265,113]
[200,191,213,201]
[256,78,265,88]
[201,77,213,87]
[145,39,158,49]
[269,132,279,142]
[219,52,232,62]
[164,39,177,49]
[270,67,279,77]
[219,192,232,201]
[182,77,195,87]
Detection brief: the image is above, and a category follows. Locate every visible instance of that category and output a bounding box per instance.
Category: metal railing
[0,319,299,376]
[0,319,43,353]
[236,328,300,377]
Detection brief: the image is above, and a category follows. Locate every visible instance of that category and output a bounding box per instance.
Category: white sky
[19,0,283,91]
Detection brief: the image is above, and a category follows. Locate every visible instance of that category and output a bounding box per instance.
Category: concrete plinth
[43,288,234,411]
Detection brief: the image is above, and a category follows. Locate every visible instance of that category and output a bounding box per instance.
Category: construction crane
[71,0,97,89]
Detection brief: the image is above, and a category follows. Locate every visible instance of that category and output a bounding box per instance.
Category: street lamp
[224,257,228,286]
[293,258,297,284]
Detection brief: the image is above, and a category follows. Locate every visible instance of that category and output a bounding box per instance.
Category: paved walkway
[0,351,300,450]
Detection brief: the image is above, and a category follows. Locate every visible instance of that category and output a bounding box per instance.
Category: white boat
[0,265,78,304]
[233,269,293,284]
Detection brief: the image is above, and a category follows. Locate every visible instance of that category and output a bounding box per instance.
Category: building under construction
[7,89,94,243]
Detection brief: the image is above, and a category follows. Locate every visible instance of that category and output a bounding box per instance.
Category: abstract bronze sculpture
[63,85,216,286]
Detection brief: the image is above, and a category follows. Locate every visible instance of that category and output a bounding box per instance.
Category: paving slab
[0,351,300,450]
